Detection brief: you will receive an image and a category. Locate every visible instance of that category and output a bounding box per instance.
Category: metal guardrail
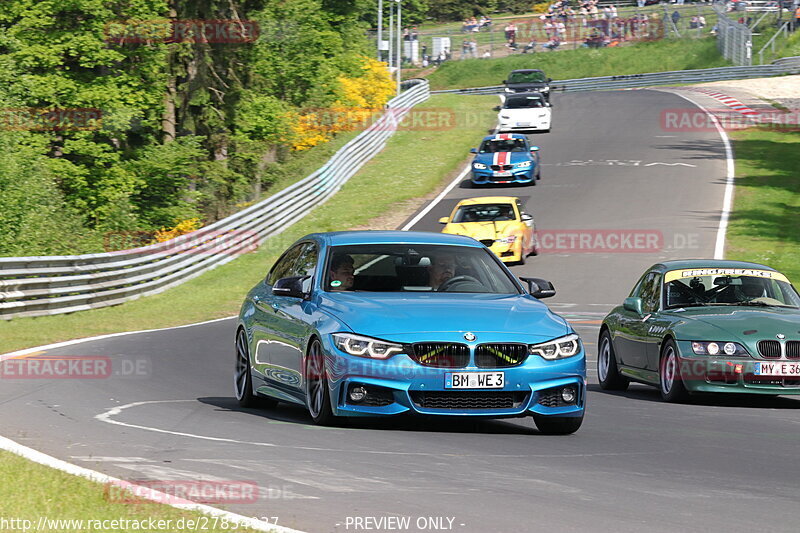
[430,56,800,95]
[0,79,430,320]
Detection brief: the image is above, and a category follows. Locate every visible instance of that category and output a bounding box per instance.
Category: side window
[294,243,319,293]
[637,273,662,313]
[266,244,304,286]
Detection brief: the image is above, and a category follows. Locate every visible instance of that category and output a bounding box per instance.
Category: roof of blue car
[310,231,483,247]
[481,133,527,141]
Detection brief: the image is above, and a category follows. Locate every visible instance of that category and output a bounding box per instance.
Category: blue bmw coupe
[235,231,586,434]
[470,134,540,187]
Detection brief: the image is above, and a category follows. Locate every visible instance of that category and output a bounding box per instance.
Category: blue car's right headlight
[473,162,488,170]
[333,333,404,359]
[529,334,581,360]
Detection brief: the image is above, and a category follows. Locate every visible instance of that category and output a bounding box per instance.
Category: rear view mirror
[438,217,449,224]
[623,297,643,315]
[493,105,501,112]
[520,213,533,222]
[520,277,556,299]
[530,146,540,151]
[470,148,478,154]
[273,276,309,299]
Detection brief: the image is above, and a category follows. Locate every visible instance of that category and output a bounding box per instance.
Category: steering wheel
[437,275,482,292]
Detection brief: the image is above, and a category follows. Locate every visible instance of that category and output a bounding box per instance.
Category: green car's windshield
[507,71,546,83]
[664,269,800,309]
[452,204,515,223]
[324,244,520,294]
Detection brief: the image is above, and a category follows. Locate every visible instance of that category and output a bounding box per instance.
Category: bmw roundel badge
[464,332,476,342]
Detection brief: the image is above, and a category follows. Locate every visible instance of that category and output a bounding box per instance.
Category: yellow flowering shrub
[152,217,202,243]
[291,56,395,151]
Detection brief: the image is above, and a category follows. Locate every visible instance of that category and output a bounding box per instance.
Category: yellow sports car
[439,196,538,264]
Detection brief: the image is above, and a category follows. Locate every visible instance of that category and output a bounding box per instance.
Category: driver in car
[428,253,456,291]
[329,254,355,291]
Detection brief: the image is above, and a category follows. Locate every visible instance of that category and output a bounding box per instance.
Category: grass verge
[425,37,728,90]
[0,94,496,354]
[726,127,800,282]
[0,450,263,533]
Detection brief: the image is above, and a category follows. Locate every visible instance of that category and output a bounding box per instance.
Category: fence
[431,56,800,95]
[0,79,430,320]
[715,3,755,64]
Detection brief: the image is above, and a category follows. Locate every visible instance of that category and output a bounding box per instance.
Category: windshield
[324,244,520,294]
[507,71,546,84]
[664,269,800,309]
[452,204,516,223]
[504,96,546,109]
[478,138,528,153]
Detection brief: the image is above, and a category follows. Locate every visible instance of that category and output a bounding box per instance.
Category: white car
[496,92,552,133]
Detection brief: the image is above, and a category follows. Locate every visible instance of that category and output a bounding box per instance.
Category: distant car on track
[235,231,586,434]
[599,260,800,402]
[470,134,540,187]
[496,92,552,133]
[503,69,552,100]
[439,196,538,264]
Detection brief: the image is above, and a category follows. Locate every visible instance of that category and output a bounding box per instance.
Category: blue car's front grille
[410,391,528,410]
[490,164,513,171]
[475,343,528,368]
[411,343,469,368]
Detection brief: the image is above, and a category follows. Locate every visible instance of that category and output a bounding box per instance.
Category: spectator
[523,37,537,53]
[699,15,707,28]
[672,10,681,26]
[469,39,478,57]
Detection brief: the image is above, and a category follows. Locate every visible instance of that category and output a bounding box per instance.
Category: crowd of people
[461,16,493,33]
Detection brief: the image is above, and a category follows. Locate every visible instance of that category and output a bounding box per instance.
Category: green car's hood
[671,306,800,342]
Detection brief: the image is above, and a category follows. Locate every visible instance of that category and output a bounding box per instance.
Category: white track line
[0,435,304,533]
[670,91,735,260]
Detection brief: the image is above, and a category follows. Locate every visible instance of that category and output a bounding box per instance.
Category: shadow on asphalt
[199,396,541,435]
[588,383,800,409]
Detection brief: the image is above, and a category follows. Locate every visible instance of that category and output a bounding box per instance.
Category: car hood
[506,82,548,90]
[473,151,533,165]
[444,220,520,240]
[499,108,550,118]
[672,306,800,343]
[319,292,570,339]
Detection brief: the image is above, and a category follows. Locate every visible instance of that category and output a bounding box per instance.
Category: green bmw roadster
[599,260,800,402]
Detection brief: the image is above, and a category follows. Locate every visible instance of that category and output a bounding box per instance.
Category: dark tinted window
[507,71,546,83]
[266,243,305,285]
[478,138,528,153]
[294,243,319,292]
[504,96,545,109]
[452,204,515,223]
[636,272,662,313]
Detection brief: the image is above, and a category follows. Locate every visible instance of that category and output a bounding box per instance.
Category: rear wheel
[660,339,689,403]
[234,329,276,408]
[305,339,336,425]
[533,414,583,435]
[598,330,629,391]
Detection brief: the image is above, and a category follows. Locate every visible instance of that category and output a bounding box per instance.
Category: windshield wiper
[666,302,708,309]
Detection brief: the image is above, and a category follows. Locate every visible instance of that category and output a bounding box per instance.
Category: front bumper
[675,341,800,395]
[498,119,551,132]
[321,335,586,418]
[488,240,523,262]
[471,167,535,185]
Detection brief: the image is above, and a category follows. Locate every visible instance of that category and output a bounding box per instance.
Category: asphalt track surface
[2,90,798,533]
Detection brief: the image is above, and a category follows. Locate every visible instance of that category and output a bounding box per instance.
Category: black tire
[235,329,277,409]
[305,338,336,425]
[659,339,689,403]
[597,329,629,391]
[533,414,583,435]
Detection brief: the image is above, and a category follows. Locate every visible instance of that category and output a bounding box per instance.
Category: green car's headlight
[333,333,404,359]
[529,334,581,360]
[691,341,749,356]
[516,161,532,169]
[473,162,488,170]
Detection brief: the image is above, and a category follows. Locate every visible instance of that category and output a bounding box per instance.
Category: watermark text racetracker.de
[0,516,243,531]
[661,108,800,132]
[534,230,701,254]
[0,108,102,131]
[0,355,151,380]
[105,479,259,505]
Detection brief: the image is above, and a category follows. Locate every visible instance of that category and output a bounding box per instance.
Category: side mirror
[470,148,478,154]
[438,216,449,224]
[273,276,309,299]
[530,146,540,151]
[546,102,552,107]
[520,213,533,222]
[502,80,508,84]
[547,77,552,82]
[493,105,502,112]
[520,277,556,299]
[623,297,643,315]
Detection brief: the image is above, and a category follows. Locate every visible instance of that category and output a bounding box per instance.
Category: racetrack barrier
[0,79,430,320]
[430,56,800,95]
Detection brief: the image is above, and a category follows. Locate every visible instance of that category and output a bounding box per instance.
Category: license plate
[516,122,530,127]
[445,371,504,389]
[754,362,800,376]
[494,171,512,177]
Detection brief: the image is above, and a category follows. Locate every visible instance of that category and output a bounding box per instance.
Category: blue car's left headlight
[529,334,581,360]
[333,333,405,359]
[515,161,532,169]
[473,162,488,170]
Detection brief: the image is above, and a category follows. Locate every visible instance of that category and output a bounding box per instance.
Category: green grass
[425,37,728,90]
[726,127,800,282]
[0,94,496,354]
[0,450,264,532]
